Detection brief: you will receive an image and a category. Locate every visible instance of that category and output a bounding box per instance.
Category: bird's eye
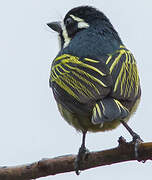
[65,17,74,26]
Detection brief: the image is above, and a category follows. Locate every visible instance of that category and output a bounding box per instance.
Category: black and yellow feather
[50,45,140,132]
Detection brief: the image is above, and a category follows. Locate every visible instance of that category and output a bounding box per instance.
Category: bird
[47,6,142,175]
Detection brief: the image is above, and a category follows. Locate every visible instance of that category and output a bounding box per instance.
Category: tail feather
[92,98,129,125]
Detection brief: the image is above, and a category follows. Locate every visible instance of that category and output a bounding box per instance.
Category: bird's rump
[92,98,129,125]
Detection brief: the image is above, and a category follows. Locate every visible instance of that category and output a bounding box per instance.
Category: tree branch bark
[1,137,152,180]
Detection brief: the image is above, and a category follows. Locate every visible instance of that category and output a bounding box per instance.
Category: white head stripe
[70,14,85,22]
[70,14,89,29]
[78,21,89,29]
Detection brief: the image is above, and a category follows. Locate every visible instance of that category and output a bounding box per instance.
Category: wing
[106,45,140,100]
[91,45,140,124]
[50,54,113,105]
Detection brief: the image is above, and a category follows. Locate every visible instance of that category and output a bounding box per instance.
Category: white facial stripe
[62,23,71,48]
[78,21,89,29]
[70,14,89,29]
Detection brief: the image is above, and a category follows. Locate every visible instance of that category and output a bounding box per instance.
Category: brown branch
[1,138,152,180]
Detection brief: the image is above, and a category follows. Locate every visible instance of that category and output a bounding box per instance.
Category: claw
[74,131,88,175]
[75,145,89,175]
[131,134,143,159]
[120,120,143,160]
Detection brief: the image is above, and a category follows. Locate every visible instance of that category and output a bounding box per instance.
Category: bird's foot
[118,134,144,162]
[131,132,144,160]
[75,145,89,175]
[120,121,144,161]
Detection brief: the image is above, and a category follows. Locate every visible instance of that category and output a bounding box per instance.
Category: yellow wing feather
[106,46,140,99]
[51,54,111,101]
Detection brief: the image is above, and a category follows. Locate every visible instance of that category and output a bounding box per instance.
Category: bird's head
[47,6,121,50]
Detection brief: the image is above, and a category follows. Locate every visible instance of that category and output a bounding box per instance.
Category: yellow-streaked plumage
[107,46,139,98]
[50,45,140,132]
[51,54,109,102]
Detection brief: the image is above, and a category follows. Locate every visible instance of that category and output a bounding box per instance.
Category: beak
[47,21,62,33]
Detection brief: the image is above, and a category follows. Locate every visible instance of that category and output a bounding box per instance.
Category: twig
[0,137,152,180]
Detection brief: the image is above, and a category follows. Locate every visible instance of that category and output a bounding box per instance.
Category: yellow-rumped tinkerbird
[47,6,142,174]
